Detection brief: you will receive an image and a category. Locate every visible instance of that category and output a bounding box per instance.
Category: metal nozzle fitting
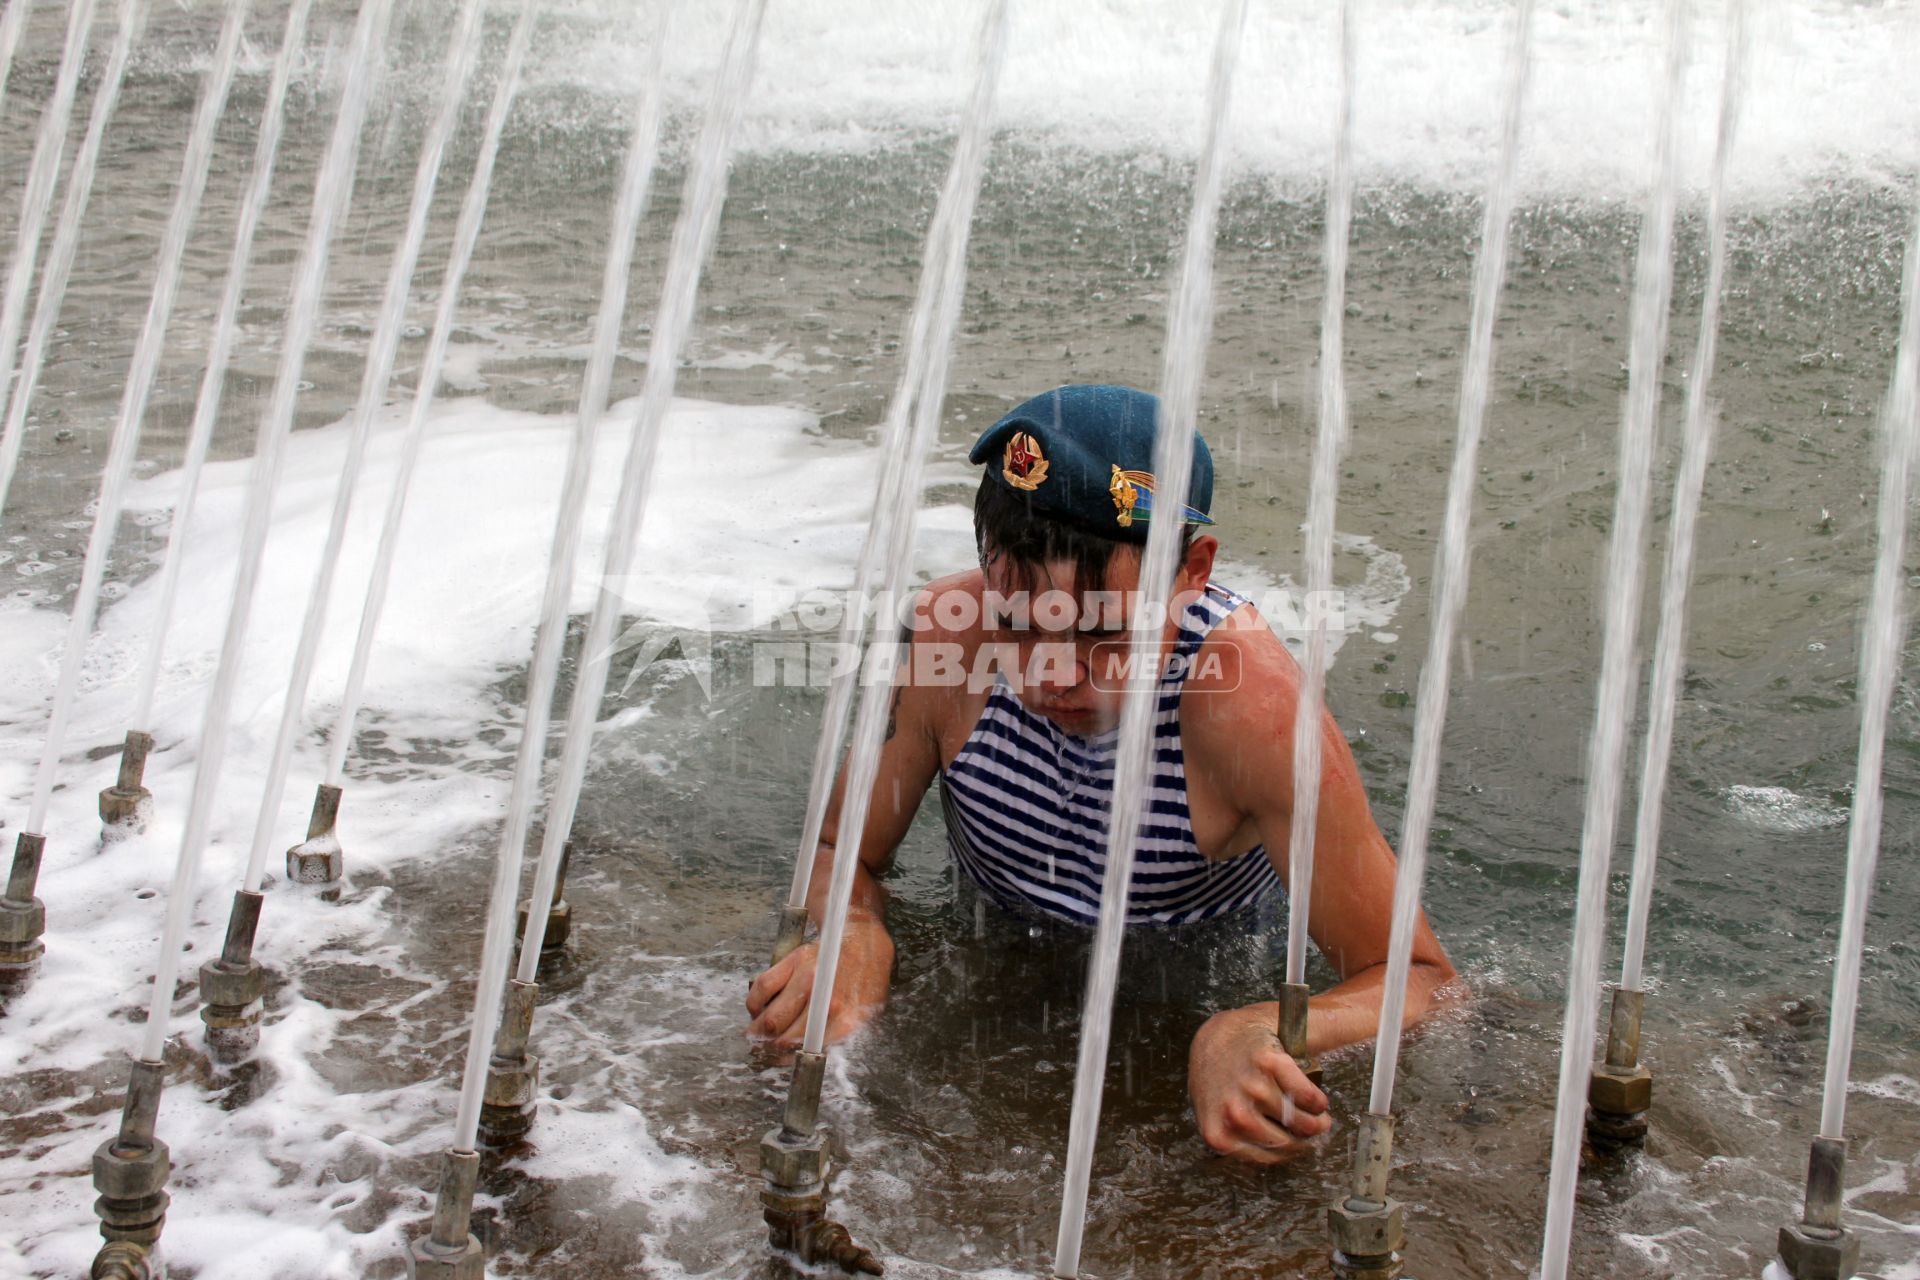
[1587,986,1654,1150]
[479,980,540,1149]
[763,1199,884,1275]
[762,1056,830,1207]
[761,1123,829,1199]
[780,1050,827,1141]
[1776,1222,1862,1280]
[759,1051,882,1275]
[406,1149,486,1279]
[89,1241,153,1280]
[771,904,810,965]
[197,955,265,1057]
[99,731,156,831]
[515,843,574,982]
[93,1060,172,1250]
[199,890,267,1061]
[1775,1136,1861,1280]
[760,1122,883,1275]
[286,783,344,884]
[1329,1112,1403,1279]
[1328,1198,1405,1280]
[1278,981,1323,1088]
[0,831,48,987]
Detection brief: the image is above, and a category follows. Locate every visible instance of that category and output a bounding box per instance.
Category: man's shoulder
[1182,588,1305,746]
[1192,587,1304,693]
[909,570,995,649]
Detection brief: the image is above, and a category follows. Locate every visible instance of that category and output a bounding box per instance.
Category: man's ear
[1179,533,1219,592]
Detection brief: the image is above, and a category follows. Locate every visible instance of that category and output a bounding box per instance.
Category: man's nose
[1028,640,1086,691]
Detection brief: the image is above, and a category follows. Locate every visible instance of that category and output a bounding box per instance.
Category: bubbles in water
[1722,784,1849,835]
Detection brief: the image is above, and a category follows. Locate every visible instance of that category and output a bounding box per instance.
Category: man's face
[980,540,1212,737]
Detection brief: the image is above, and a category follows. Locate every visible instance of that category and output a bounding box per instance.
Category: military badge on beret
[1109,465,1153,528]
[969,385,1217,541]
[1002,431,1049,490]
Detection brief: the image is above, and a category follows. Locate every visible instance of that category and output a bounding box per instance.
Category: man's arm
[1183,621,1456,1161]
[745,641,945,1048]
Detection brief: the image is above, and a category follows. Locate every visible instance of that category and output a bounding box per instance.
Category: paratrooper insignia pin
[1110,465,1155,528]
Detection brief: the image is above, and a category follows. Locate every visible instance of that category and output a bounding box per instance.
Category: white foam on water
[514,0,1920,200]
[0,396,977,1274]
[1214,529,1411,661]
[1850,1072,1920,1108]
[1721,782,1852,834]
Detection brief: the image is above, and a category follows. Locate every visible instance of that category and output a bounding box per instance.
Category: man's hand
[1188,1004,1331,1163]
[745,917,895,1049]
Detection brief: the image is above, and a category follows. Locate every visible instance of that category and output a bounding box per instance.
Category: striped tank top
[939,583,1284,928]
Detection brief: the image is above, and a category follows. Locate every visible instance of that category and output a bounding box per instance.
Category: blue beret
[967,384,1215,544]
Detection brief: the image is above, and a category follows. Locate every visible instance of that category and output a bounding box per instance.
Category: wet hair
[972,474,1193,596]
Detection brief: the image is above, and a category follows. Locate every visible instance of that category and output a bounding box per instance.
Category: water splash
[1054,1,1245,1274]
[1285,0,1355,990]
[138,0,395,1064]
[0,0,33,121]
[236,0,492,894]
[0,0,150,511]
[0,0,98,523]
[326,0,541,792]
[1818,169,1920,1142]
[1540,0,1691,1272]
[451,0,769,1150]
[1620,0,1750,995]
[22,0,245,835]
[472,0,674,1013]
[1368,0,1536,1119]
[799,0,1008,1061]
[128,0,315,732]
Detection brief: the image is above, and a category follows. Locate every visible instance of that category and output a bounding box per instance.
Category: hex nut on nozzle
[478,1053,539,1149]
[407,1233,486,1280]
[0,895,45,947]
[92,1138,169,1203]
[1776,1222,1861,1280]
[286,840,343,884]
[197,957,264,1018]
[761,1125,829,1196]
[483,1054,538,1112]
[1328,1195,1405,1263]
[98,786,152,830]
[517,896,572,951]
[286,784,344,884]
[100,732,156,831]
[1588,1061,1652,1117]
[1329,1256,1401,1280]
[92,1137,171,1246]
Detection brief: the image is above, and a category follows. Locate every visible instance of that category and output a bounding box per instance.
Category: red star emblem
[1008,434,1037,477]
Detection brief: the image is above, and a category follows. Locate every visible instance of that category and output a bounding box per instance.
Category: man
[747,383,1454,1163]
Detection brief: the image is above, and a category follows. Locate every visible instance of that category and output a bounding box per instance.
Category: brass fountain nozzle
[760,1050,884,1275]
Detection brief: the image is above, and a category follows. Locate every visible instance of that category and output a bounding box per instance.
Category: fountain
[0,2,1914,1277]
